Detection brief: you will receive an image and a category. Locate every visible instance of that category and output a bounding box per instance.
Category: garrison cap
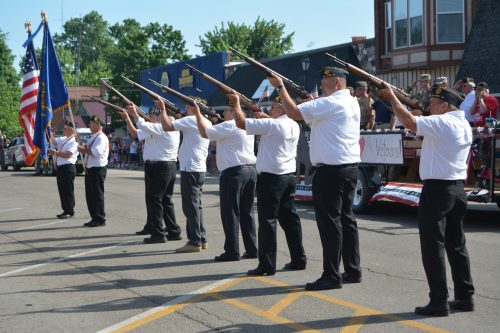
[149,108,160,116]
[64,120,77,128]
[90,115,105,126]
[462,77,475,87]
[476,82,489,90]
[434,76,448,85]
[320,67,348,79]
[355,81,368,88]
[430,86,464,108]
[273,95,282,104]
[420,74,431,81]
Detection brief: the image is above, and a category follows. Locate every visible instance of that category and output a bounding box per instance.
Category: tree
[0,30,21,138]
[198,17,294,59]
[54,11,114,86]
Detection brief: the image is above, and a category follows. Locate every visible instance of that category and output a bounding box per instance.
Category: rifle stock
[325,53,421,110]
[186,64,263,113]
[147,79,223,121]
[121,76,179,116]
[228,47,309,99]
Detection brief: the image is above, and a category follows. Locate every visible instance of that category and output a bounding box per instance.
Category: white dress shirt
[245,114,298,175]
[54,136,79,166]
[136,118,179,161]
[298,89,361,166]
[85,132,109,168]
[459,90,476,123]
[416,111,472,180]
[173,115,210,172]
[205,119,256,172]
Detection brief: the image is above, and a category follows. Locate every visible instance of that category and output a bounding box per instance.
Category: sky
[0,0,374,71]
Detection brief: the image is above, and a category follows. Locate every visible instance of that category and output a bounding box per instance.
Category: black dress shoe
[57,212,74,219]
[415,302,450,316]
[283,262,306,270]
[214,253,240,262]
[241,252,258,259]
[166,233,183,241]
[86,221,106,228]
[247,266,275,276]
[83,221,94,227]
[305,277,342,291]
[143,236,166,244]
[449,298,474,312]
[135,229,150,235]
[342,273,362,283]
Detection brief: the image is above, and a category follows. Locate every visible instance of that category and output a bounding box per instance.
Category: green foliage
[198,17,294,59]
[0,30,21,138]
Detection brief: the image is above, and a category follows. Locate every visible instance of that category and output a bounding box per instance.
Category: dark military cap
[188,96,208,106]
[64,120,77,128]
[476,82,489,89]
[90,115,105,126]
[355,81,368,88]
[320,67,348,79]
[149,108,160,116]
[430,86,464,108]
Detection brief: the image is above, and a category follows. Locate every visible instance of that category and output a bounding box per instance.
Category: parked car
[3,137,27,171]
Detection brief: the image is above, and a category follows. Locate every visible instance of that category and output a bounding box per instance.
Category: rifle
[121,76,180,116]
[186,64,263,113]
[99,79,150,120]
[325,53,422,111]
[229,47,309,99]
[148,79,223,121]
[85,95,149,121]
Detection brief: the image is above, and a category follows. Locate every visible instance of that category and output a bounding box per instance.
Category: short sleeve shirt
[173,115,210,172]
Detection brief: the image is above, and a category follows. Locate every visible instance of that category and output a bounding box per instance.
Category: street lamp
[301,55,310,92]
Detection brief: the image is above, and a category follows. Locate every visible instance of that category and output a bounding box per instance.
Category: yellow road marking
[339,309,372,333]
[211,292,321,333]
[266,291,304,316]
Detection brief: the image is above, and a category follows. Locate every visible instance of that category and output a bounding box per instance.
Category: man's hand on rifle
[126,103,139,119]
[153,99,165,113]
[227,90,240,105]
[378,83,397,103]
[267,74,283,89]
[191,101,201,115]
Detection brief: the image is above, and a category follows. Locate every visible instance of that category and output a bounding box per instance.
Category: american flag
[258,85,270,103]
[18,35,39,166]
[310,84,319,98]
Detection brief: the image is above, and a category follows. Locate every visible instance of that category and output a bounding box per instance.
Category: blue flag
[33,22,70,161]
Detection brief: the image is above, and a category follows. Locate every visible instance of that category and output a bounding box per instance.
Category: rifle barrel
[185,64,262,113]
[121,76,179,115]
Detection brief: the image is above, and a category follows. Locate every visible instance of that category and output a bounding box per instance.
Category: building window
[385,1,392,53]
[436,0,464,43]
[394,0,423,48]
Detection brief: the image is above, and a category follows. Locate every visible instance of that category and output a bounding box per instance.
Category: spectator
[129,138,139,170]
[454,77,476,126]
[355,81,375,130]
[472,82,498,127]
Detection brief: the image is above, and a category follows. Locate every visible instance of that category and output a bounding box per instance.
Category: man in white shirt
[160,97,210,253]
[191,99,258,262]
[77,115,109,227]
[122,105,182,244]
[268,67,361,291]
[380,85,475,317]
[454,77,476,126]
[48,120,79,219]
[232,93,307,276]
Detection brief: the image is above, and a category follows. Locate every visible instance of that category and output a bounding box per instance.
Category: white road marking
[0,241,134,278]
[0,208,22,213]
[95,274,244,333]
[1,221,67,234]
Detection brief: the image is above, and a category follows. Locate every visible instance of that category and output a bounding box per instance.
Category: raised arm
[157,99,175,131]
[379,84,417,132]
[267,74,304,121]
[191,102,209,139]
[229,92,246,130]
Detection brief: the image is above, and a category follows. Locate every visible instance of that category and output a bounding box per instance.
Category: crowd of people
[42,66,482,317]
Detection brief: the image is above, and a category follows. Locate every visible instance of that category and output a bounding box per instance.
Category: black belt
[316,163,359,168]
[145,160,174,165]
[259,172,295,176]
[224,164,255,172]
[423,179,464,185]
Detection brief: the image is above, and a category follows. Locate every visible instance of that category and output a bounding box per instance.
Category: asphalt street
[1,168,499,333]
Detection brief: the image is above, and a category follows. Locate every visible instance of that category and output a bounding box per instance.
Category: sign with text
[360,133,403,165]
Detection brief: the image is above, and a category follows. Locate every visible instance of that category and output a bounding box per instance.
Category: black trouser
[56,164,76,215]
[220,165,257,257]
[256,172,306,272]
[418,179,474,304]
[85,167,107,223]
[180,171,206,246]
[312,164,360,283]
[144,161,181,238]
